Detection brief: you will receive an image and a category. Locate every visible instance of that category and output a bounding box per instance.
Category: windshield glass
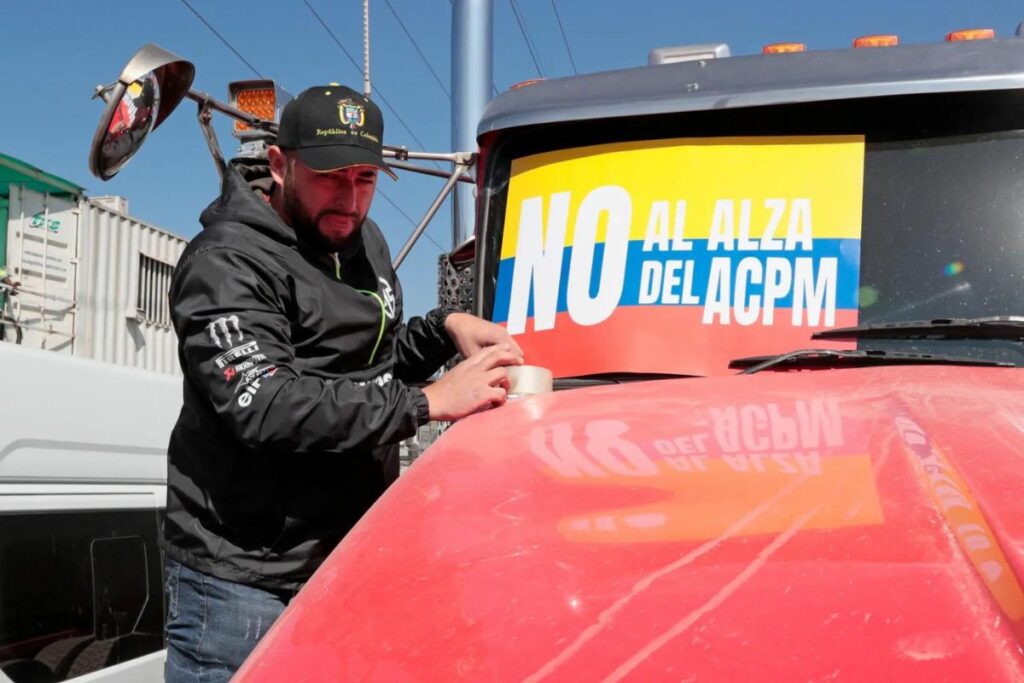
[480,90,1024,374]
[860,132,1024,321]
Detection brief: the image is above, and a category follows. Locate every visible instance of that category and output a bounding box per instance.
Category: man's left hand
[444,312,524,360]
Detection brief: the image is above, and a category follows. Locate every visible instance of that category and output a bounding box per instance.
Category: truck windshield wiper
[730,348,1015,374]
[812,316,1024,342]
[554,372,700,389]
[409,372,698,391]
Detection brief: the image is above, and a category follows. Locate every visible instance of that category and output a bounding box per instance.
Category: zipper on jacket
[333,254,386,366]
[358,289,387,366]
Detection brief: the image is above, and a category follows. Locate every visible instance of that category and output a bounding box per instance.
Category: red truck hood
[237,366,1024,681]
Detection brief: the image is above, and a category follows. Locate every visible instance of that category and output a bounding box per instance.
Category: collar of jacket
[200,165,367,277]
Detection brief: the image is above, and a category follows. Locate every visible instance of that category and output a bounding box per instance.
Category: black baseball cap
[276,84,397,179]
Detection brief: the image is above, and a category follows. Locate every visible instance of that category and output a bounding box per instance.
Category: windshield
[479,89,1024,374]
[859,132,1024,321]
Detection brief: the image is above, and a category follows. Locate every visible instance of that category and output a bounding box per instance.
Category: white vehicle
[0,342,179,681]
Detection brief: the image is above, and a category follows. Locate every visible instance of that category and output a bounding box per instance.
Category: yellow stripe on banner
[501,135,865,260]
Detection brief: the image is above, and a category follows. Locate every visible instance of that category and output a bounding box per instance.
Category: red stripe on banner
[507,307,859,378]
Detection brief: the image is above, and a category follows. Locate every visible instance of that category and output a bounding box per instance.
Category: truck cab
[235,32,1024,680]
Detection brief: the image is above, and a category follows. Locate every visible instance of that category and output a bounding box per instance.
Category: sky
[2,0,1023,317]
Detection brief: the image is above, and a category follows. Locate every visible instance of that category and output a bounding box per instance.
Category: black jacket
[162,167,454,591]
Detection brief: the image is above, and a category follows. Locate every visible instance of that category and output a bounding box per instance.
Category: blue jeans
[164,559,295,682]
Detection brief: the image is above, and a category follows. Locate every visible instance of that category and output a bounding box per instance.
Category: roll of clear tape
[506,365,553,398]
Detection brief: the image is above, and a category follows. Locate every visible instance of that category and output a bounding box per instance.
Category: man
[163,85,522,682]
[0,265,20,343]
[0,265,20,299]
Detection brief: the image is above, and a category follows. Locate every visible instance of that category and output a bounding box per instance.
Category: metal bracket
[392,153,476,269]
[386,159,475,184]
[385,144,410,161]
[184,88,278,134]
[92,82,117,103]
[196,98,227,179]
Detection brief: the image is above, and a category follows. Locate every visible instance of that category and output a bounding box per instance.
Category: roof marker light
[945,28,995,42]
[648,43,731,65]
[762,43,806,54]
[228,80,291,136]
[853,34,899,48]
[233,88,276,132]
[509,78,545,90]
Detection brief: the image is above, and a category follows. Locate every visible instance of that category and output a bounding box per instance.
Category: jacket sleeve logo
[214,340,260,368]
[379,277,396,320]
[207,315,244,348]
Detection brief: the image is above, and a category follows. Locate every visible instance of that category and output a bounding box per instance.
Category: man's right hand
[422,344,523,421]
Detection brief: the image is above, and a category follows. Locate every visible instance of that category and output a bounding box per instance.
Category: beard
[282,170,362,253]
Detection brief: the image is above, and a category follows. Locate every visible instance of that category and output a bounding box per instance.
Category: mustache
[316,209,360,221]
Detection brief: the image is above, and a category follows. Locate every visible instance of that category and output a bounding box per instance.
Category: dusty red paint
[237,365,1024,681]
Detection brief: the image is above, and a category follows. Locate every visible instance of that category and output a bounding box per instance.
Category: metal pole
[184,90,277,133]
[384,149,473,163]
[387,159,475,183]
[363,0,372,97]
[196,100,227,178]
[393,165,469,269]
[16,186,25,327]
[40,194,49,314]
[451,0,493,248]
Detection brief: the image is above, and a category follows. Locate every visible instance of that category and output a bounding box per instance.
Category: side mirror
[89,44,195,181]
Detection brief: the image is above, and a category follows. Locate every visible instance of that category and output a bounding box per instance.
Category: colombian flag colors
[492,136,865,377]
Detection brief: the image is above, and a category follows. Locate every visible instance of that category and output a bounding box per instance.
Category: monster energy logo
[207,315,243,348]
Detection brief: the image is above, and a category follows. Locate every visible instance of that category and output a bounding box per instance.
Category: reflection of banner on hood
[493,136,865,377]
[530,397,884,544]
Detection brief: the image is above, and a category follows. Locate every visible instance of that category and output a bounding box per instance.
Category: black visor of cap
[293,145,398,180]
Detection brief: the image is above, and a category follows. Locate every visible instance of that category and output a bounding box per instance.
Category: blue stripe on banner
[492,238,861,323]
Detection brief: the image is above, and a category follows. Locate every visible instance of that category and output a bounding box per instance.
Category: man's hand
[444,312,524,359]
[422,344,523,420]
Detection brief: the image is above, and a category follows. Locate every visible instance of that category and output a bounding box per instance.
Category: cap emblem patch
[338,99,365,128]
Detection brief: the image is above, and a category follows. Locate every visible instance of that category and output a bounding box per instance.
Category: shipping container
[76,198,188,375]
[1,152,188,375]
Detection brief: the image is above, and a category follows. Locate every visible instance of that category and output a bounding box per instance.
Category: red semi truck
[236,31,1024,681]
[70,25,1024,683]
